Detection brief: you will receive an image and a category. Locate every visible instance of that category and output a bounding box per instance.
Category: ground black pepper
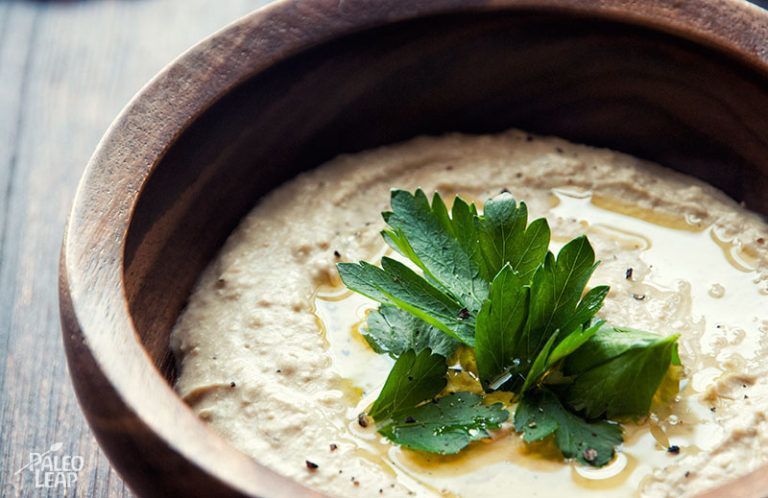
[582,448,598,463]
[358,412,369,427]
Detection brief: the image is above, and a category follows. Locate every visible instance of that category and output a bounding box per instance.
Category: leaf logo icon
[49,442,63,452]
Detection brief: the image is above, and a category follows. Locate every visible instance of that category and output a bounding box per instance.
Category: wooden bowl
[59,0,768,496]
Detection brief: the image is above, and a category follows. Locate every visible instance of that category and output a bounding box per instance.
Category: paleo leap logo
[14,442,83,489]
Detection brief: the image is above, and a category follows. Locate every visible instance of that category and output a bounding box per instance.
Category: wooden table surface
[0,1,270,496]
[1,0,768,497]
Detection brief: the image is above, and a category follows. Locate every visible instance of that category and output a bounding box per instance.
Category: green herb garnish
[337,189,681,467]
[368,349,448,421]
[378,391,508,455]
[365,306,460,358]
[514,389,622,466]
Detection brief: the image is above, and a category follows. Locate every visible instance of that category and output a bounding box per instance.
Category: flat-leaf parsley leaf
[514,389,622,466]
[365,306,461,358]
[368,348,448,421]
[378,392,509,454]
[337,189,681,468]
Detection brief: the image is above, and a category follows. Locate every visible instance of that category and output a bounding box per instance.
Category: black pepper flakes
[685,471,691,478]
[333,250,341,258]
[501,188,510,194]
[330,443,338,451]
[633,293,646,301]
[626,268,633,280]
[229,381,236,388]
[358,412,369,428]
[667,445,680,455]
[306,460,319,470]
[710,407,716,412]
[582,448,598,463]
[215,278,226,288]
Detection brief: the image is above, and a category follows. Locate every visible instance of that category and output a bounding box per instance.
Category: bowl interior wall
[122,11,768,379]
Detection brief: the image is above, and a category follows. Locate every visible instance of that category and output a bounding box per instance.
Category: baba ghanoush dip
[171,130,768,497]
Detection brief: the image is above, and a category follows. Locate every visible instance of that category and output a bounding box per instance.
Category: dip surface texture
[170,130,768,497]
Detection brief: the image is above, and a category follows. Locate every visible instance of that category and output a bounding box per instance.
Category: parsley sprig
[337,189,681,466]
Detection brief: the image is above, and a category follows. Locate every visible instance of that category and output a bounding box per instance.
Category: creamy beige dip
[171,130,768,497]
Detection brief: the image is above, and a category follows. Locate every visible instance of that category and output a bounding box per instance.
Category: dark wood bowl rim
[60,0,768,496]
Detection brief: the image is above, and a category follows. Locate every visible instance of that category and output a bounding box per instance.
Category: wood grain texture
[59,0,768,497]
[0,1,270,497]
[0,0,758,497]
